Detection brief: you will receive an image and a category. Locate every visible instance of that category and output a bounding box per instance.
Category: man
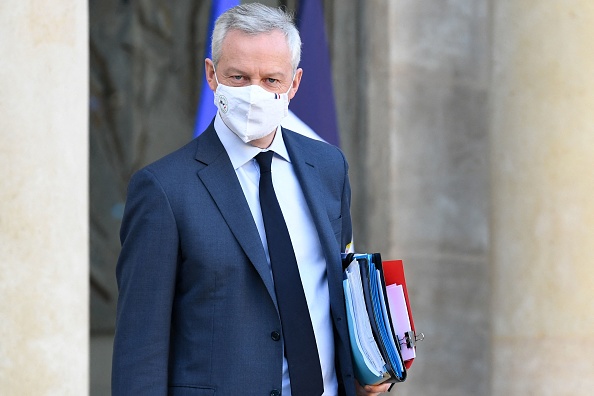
[112,3,390,395]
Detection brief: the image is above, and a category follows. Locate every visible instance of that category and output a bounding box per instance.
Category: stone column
[0,2,89,395]
[490,2,594,395]
[346,1,491,395]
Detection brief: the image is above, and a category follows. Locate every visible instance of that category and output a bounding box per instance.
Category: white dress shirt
[214,113,337,396]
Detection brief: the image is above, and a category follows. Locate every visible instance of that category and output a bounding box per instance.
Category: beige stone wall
[0,1,89,395]
[490,2,594,395]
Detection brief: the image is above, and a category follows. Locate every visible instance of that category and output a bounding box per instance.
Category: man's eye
[267,78,278,84]
[231,75,243,81]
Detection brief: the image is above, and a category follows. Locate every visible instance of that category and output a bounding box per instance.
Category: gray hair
[211,3,302,72]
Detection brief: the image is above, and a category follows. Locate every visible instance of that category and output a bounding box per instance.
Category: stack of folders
[342,253,421,386]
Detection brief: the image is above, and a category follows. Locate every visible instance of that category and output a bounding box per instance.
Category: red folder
[383,260,417,369]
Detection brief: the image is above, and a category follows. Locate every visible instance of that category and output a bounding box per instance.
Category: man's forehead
[222,28,289,48]
[218,29,293,72]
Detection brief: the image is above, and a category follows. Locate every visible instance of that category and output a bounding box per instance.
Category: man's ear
[288,68,303,100]
[205,59,217,91]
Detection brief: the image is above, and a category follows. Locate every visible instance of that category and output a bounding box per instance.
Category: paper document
[386,284,416,361]
[344,259,386,372]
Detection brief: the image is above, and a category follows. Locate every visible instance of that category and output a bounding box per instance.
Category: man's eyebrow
[265,72,287,79]
[222,67,246,75]
[221,67,288,79]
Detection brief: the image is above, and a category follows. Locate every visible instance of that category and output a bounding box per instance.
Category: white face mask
[213,71,292,143]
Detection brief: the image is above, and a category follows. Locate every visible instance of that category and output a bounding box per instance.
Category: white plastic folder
[342,253,421,386]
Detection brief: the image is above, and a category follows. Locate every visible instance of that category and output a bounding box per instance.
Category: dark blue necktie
[255,151,324,396]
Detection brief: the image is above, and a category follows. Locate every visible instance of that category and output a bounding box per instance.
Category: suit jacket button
[271,331,281,341]
[270,389,281,396]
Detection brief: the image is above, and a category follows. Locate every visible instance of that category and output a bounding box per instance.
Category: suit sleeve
[112,168,179,395]
[335,147,358,396]
[339,150,354,253]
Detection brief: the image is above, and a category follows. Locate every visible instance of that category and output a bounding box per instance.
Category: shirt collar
[214,112,291,169]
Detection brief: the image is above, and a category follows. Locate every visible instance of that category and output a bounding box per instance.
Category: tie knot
[255,151,274,173]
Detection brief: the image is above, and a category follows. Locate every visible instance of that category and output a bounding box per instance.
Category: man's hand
[355,379,391,395]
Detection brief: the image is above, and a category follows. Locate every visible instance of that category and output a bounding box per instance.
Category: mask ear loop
[285,72,297,96]
[213,65,220,86]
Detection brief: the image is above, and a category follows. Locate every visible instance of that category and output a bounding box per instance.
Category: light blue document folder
[343,278,388,385]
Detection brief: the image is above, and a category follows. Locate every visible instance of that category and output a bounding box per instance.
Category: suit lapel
[194,126,277,307]
[283,130,344,312]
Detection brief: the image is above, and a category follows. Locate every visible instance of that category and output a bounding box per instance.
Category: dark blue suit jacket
[112,123,356,395]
